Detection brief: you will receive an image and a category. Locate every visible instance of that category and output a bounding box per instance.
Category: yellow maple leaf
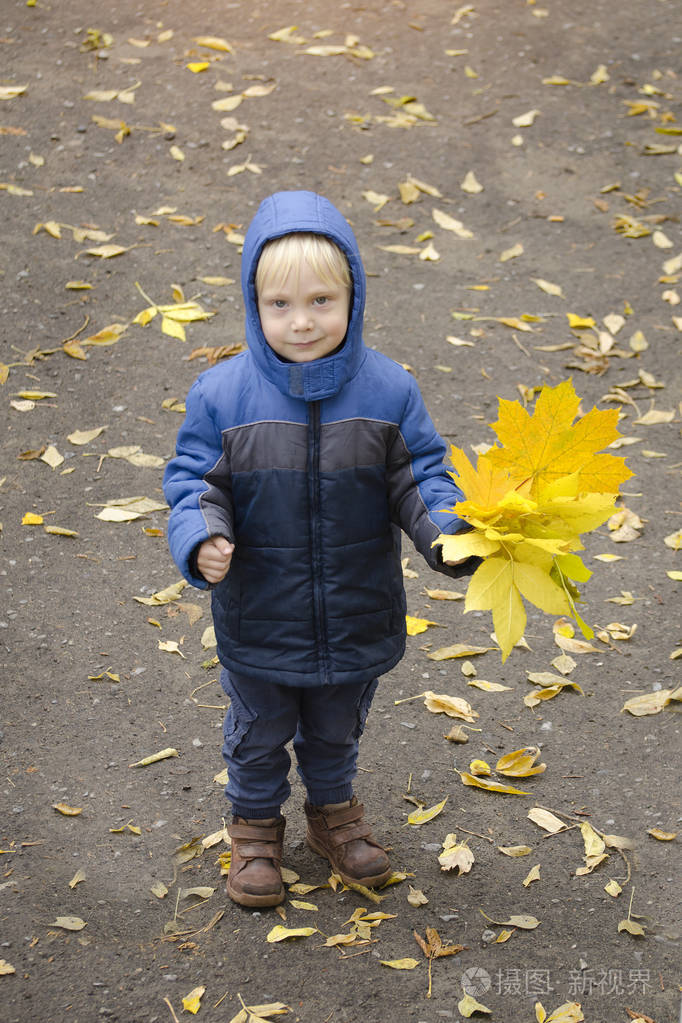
[485,379,633,497]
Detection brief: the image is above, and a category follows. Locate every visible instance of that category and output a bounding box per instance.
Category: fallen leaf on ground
[618,918,645,937]
[621,688,679,716]
[513,108,540,127]
[496,746,546,777]
[528,807,568,833]
[414,926,465,960]
[83,244,130,259]
[647,827,677,841]
[522,864,541,887]
[423,691,478,721]
[481,910,540,929]
[67,427,107,445]
[535,1002,584,1023]
[406,614,440,635]
[500,242,524,262]
[53,802,83,816]
[432,207,474,238]
[22,513,44,525]
[552,619,600,654]
[133,580,186,606]
[380,958,420,969]
[461,171,483,194]
[458,993,492,1016]
[41,445,64,469]
[459,772,530,795]
[228,1003,291,1023]
[664,529,682,550]
[51,916,87,931]
[182,986,206,1014]
[407,797,448,826]
[0,85,28,99]
[158,639,185,657]
[524,680,584,708]
[438,833,474,873]
[201,625,217,648]
[129,748,179,767]
[444,724,472,743]
[408,886,428,906]
[179,886,216,901]
[324,932,361,946]
[575,822,608,876]
[532,278,564,298]
[16,390,56,400]
[193,35,233,51]
[266,925,317,942]
[427,644,492,660]
[634,408,675,425]
[602,833,633,851]
[498,845,532,856]
[97,507,144,522]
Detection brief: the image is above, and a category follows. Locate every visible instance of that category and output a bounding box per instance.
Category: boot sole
[226,877,285,908]
[306,833,392,889]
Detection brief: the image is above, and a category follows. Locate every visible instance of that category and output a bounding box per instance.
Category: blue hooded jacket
[163,191,474,686]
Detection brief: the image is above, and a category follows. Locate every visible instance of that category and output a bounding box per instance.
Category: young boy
[163,190,476,908]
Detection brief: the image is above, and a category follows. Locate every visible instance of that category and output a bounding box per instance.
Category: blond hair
[255,232,351,296]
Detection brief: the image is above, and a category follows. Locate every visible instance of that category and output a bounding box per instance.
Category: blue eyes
[271,296,328,308]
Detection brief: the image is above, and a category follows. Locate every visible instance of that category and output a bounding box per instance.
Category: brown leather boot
[226,817,285,907]
[305,797,391,888]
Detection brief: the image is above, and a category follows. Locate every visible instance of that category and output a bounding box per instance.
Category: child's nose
[292,308,313,330]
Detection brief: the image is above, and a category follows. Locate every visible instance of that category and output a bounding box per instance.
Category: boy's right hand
[196,536,234,584]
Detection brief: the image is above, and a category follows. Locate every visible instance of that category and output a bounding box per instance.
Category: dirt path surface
[1,2,680,1021]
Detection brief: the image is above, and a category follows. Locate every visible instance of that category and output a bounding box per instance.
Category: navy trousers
[220,669,378,819]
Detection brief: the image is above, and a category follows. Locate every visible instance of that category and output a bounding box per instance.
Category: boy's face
[257,259,350,364]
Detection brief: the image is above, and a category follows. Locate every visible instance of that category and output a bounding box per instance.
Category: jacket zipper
[308,401,330,683]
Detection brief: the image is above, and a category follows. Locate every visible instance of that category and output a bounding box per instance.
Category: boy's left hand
[443,555,469,566]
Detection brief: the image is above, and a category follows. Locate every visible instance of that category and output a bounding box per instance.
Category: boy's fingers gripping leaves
[197,536,234,583]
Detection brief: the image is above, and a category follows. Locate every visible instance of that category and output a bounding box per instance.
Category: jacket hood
[241,190,366,401]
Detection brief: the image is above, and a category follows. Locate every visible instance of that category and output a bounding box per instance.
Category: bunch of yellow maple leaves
[437,380,633,660]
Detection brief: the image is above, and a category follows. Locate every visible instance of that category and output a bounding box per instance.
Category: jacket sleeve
[387,374,479,580]
[163,377,234,588]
